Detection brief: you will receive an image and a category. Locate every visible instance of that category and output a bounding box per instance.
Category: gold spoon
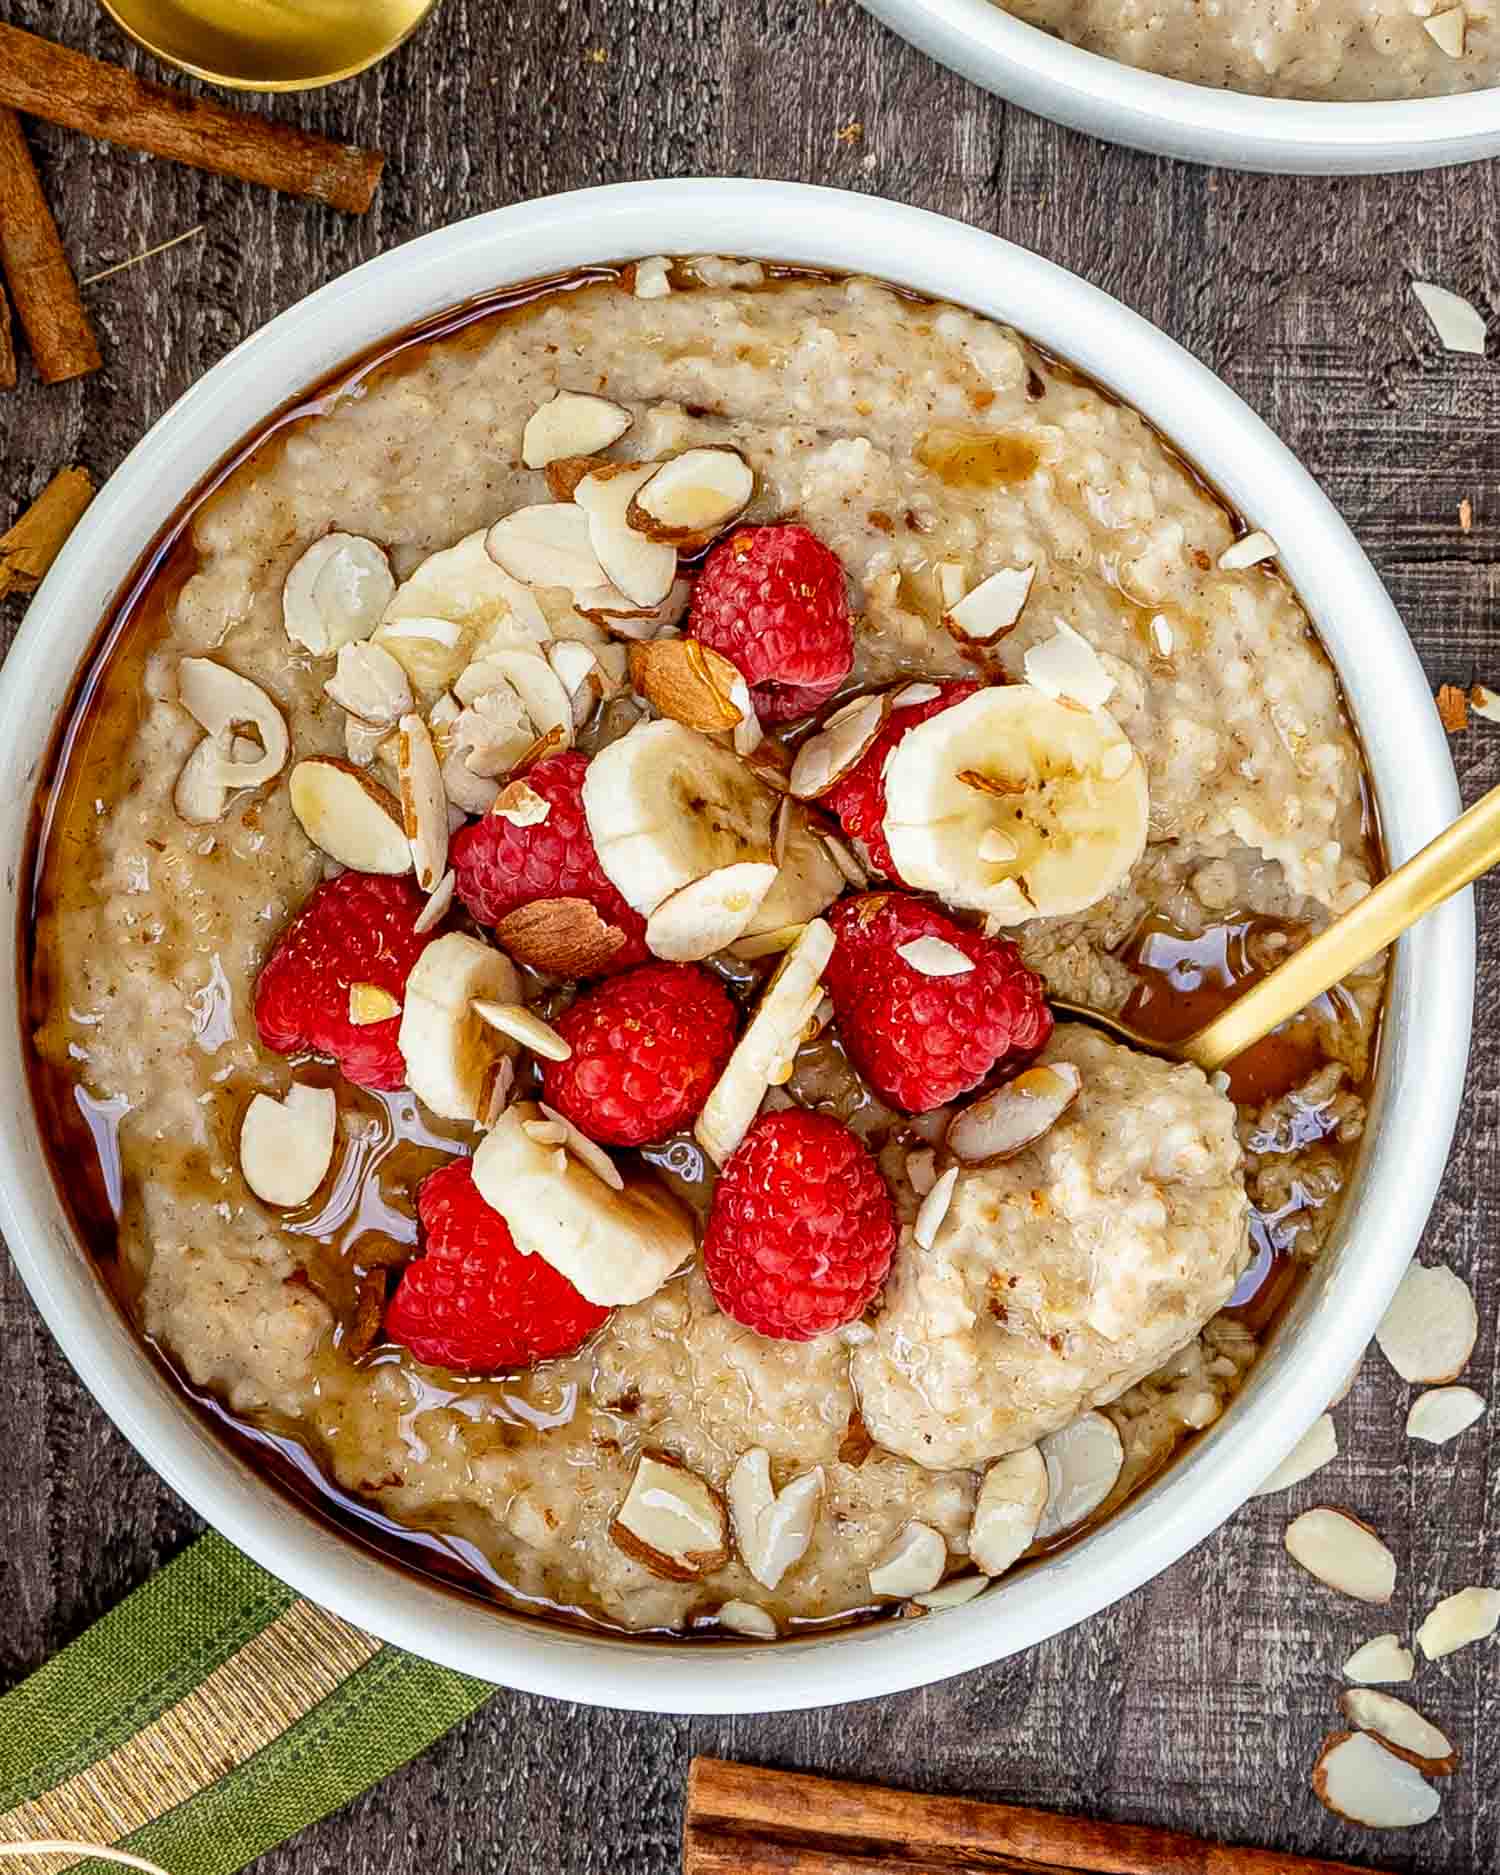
[1052,780,1499,1073]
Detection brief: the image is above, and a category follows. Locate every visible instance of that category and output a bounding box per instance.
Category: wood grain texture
[1,2,1496,1872]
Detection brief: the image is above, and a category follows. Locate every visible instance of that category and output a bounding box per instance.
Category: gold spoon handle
[1182,779,1500,1074]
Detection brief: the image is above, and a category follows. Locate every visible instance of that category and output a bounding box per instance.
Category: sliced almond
[789,692,887,799]
[348,982,401,1025]
[506,723,569,780]
[944,564,1035,644]
[1407,1385,1486,1444]
[695,918,834,1165]
[869,1522,946,1598]
[913,1574,989,1611]
[740,808,843,939]
[1312,1732,1440,1830]
[717,1600,777,1639]
[1022,622,1115,711]
[521,391,632,470]
[573,575,690,638]
[459,648,575,749]
[1470,682,1500,724]
[1344,1635,1415,1685]
[633,257,672,300]
[178,657,289,786]
[239,1083,337,1208]
[626,447,754,548]
[547,638,610,729]
[575,463,678,607]
[1340,1691,1458,1776]
[1033,1412,1123,1542]
[969,1444,1049,1576]
[728,923,809,960]
[1412,281,1487,356]
[283,533,395,655]
[1416,1586,1500,1659]
[645,861,778,962]
[727,1448,824,1591]
[472,1000,572,1063]
[490,779,550,829]
[442,748,501,815]
[1251,1414,1339,1497]
[1422,7,1467,55]
[537,1099,624,1192]
[628,638,745,731]
[1285,1508,1397,1604]
[935,566,967,611]
[897,935,974,978]
[906,1147,938,1198]
[486,504,607,595]
[288,758,412,874]
[609,1451,729,1582]
[912,1165,959,1252]
[1217,530,1278,571]
[544,454,607,502]
[946,1062,1081,1167]
[397,714,448,892]
[821,830,869,889]
[1375,1262,1477,1383]
[173,736,253,825]
[494,897,627,977]
[414,871,454,936]
[324,639,413,726]
[730,679,763,756]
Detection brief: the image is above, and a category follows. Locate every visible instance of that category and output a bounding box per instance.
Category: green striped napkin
[0,1535,491,1875]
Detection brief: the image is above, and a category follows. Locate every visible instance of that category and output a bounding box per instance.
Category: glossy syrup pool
[22,258,1382,1636]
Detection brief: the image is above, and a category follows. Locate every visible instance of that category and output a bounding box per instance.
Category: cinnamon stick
[0,26,384,215]
[0,107,101,385]
[685,1759,1379,1875]
[0,467,96,599]
[0,278,15,390]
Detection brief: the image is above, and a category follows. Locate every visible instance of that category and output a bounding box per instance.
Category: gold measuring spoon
[1052,780,1498,1073]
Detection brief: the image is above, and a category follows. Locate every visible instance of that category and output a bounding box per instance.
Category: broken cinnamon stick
[0,277,15,390]
[684,1759,1379,1875]
[0,467,96,600]
[0,26,384,215]
[0,107,101,385]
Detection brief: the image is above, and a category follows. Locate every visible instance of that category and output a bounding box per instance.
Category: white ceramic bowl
[860,0,1500,172]
[0,181,1472,1713]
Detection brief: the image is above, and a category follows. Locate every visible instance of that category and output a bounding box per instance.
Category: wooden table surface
[2,1,1496,1870]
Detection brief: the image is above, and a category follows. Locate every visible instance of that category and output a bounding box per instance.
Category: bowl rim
[857,0,1500,173]
[0,179,1473,1713]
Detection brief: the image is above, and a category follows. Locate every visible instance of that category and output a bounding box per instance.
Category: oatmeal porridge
[992,0,1498,101]
[28,257,1383,1638]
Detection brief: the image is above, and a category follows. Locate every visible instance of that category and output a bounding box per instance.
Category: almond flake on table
[1411,280,1487,355]
[1415,1586,1500,1659]
[1339,1690,1458,1775]
[1343,1634,1416,1684]
[1251,1413,1338,1497]
[1471,683,1500,724]
[1407,1385,1486,1444]
[1375,1261,1477,1382]
[1311,1731,1440,1830]
[1284,1508,1396,1603]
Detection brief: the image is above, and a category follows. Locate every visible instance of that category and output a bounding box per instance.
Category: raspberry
[387,1158,610,1372]
[823,679,982,879]
[688,524,853,723]
[254,871,434,1091]
[450,752,647,969]
[541,963,738,1147]
[702,1109,896,1341]
[825,894,1052,1114]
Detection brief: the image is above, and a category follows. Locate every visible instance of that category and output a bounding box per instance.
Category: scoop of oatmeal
[851,1026,1250,1471]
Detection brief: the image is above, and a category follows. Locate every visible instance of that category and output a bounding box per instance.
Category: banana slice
[882,686,1148,922]
[373,531,549,699]
[472,1102,695,1306]
[397,932,523,1123]
[581,719,777,917]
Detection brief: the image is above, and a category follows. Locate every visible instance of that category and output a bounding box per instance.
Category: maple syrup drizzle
[20,261,1382,1631]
